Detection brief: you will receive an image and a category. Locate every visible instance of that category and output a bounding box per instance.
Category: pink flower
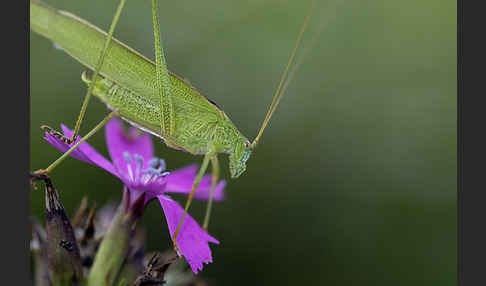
[44,117,225,274]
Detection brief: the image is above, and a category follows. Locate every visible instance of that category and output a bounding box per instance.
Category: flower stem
[87,189,140,286]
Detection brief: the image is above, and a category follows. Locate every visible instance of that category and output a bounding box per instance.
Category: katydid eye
[244,141,250,148]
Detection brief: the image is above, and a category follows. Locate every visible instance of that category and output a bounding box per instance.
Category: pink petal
[105,117,154,176]
[157,195,219,274]
[43,125,117,176]
[165,165,226,201]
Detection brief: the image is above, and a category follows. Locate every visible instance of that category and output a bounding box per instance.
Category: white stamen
[148,157,159,168]
[134,154,144,182]
[126,164,134,182]
[123,152,131,164]
[158,159,166,172]
[142,174,151,185]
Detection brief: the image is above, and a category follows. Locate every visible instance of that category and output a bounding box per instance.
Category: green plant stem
[87,192,138,286]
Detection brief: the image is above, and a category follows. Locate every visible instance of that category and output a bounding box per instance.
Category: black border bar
[458,0,486,285]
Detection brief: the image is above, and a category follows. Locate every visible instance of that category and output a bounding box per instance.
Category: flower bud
[44,176,83,285]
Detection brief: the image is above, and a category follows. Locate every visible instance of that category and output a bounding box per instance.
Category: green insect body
[83,73,252,177]
[31,1,252,178]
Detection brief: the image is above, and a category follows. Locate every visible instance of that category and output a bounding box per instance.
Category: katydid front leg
[203,156,220,231]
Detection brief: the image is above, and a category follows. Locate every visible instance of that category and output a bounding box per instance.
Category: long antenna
[273,0,343,119]
[252,0,315,147]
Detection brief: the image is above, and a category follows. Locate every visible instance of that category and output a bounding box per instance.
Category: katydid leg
[172,151,213,250]
[68,0,127,143]
[202,155,220,231]
[36,110,119,175]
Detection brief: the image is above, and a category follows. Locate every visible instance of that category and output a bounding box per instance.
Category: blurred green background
[30,0,456,285]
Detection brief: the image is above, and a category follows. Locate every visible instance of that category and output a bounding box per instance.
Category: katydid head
[229,139,253,179]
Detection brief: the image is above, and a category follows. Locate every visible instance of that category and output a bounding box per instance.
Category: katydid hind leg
[172,151,213,252]
[151,0,176,136]
[68,0,127,143]
[35,0,127,174]
[202,155,220,231]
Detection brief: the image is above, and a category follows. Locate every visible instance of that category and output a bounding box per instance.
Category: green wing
[30,0,221,115]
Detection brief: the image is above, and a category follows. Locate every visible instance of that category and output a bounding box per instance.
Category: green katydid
[30,0,314,247]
